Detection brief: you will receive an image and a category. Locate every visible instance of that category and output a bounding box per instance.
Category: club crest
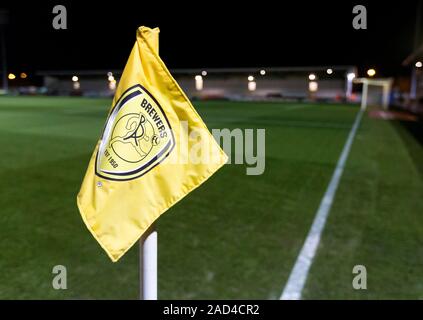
[96,84,175,181]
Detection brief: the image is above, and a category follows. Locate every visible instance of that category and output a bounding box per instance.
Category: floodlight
[367,69,376,77]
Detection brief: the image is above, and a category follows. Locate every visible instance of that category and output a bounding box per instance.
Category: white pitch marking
[281,105,366,300]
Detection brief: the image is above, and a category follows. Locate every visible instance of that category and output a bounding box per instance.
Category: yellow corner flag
[77,26,227,262]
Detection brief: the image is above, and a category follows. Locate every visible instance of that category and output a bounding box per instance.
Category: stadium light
[248,75,254,81]
[367,68,376,77]
[415,61,422,68]
[326,68,333,75]
[7,73,15,80]
[248,81,256,91]
[201,70,207,76]
[260,69,266,76]
[309,81,318,92]
[72,76,79,82]
[308,73,316,81]
[195,75,203,91]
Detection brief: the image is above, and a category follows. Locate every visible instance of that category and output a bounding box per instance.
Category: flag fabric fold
[77,26,227,262]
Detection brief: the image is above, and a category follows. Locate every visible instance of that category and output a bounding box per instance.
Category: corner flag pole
[139,224,157,300]
[139,29,159,301]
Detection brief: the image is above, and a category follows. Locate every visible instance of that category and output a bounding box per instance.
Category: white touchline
[280,104,366,300]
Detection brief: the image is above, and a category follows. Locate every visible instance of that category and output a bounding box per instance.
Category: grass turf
[302,110,423,299]
[0,96,420,299]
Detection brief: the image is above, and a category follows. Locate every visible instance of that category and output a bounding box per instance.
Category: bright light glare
[201,70,207,76]
[20,72,27,79]
[367,68,376,77]
[248,81,256,91]
[108,75,115,81]
[248,75,254,81]
[309,81,318,92]
[8,73,16,80]
[308,73,316,81]
[347,72,356,81]
[326,68,333,75]
[109,79,116,90]
[260,69,266,75]
[415,61,422,68]
[195,75,203,91]
[72,76,79,82]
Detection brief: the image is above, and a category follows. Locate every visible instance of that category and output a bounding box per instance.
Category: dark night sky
[1,1,422,77]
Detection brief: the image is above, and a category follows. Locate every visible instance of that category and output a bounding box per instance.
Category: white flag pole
[139,224,157,300]
[139,28,159,301]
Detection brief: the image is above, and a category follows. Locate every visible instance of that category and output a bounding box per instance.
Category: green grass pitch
[0,96,422,299]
